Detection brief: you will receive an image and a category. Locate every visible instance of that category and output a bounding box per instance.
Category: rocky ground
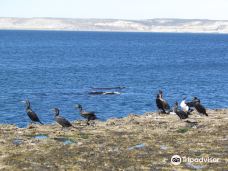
[0,109,227,170]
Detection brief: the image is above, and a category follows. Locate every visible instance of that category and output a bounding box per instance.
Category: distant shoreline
[1,17,228,34]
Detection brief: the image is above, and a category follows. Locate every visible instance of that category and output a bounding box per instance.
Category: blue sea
[0,30,228,127]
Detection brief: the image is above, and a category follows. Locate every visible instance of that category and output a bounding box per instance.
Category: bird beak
[21,100,26,103]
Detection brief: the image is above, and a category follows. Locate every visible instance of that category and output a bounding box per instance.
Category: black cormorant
[186,97,207,116]
[52,108,75,128]
[75,104,97,125]
[22,100,43,125]
[194,101,208,116]
[173,102,189,119]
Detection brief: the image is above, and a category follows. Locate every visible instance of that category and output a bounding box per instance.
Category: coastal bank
[0,109,227,170]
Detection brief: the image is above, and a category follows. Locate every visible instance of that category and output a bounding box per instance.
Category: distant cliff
[1,17,228,33]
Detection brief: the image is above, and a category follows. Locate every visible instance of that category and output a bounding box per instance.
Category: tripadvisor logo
[171,155,182,165]
[171,155,220,165]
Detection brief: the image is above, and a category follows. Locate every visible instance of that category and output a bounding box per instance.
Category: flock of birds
[156,90,208,119]
[21,89,208,129]
[22,100,97,129]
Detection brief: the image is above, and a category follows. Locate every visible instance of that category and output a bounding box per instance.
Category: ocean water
[0,30,228,127]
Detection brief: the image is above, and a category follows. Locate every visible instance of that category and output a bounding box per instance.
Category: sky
[0,0,228,20]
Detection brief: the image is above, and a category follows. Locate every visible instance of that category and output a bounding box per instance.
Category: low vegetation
[0,109,227,170]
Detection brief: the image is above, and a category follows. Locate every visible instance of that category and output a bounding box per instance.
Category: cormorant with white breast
[155,90,170,114]
[52,108,75,128]
[180,96,193,113]
[156,94,165,113]
[180,96,189,112]
[22,99,43,125]
[173,101,189,119]
[75,104,97,125]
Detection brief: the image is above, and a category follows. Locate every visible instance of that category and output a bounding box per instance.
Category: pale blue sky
[0,0,228,20]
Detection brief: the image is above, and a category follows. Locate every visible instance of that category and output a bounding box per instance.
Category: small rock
[185,162,206,170]
[12,139,23,146]
[128,143,145,150]
[160,145,168,150]
[77,142,83,146]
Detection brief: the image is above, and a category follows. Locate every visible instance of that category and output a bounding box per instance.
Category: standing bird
[156,94,166,113]
[194,101,208,116]
[155,90,170,114]
[75,104,97,125]
[52,108,75,129]
[186,97,208,116]
[22,100,43,125]
[173,102,189,119]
